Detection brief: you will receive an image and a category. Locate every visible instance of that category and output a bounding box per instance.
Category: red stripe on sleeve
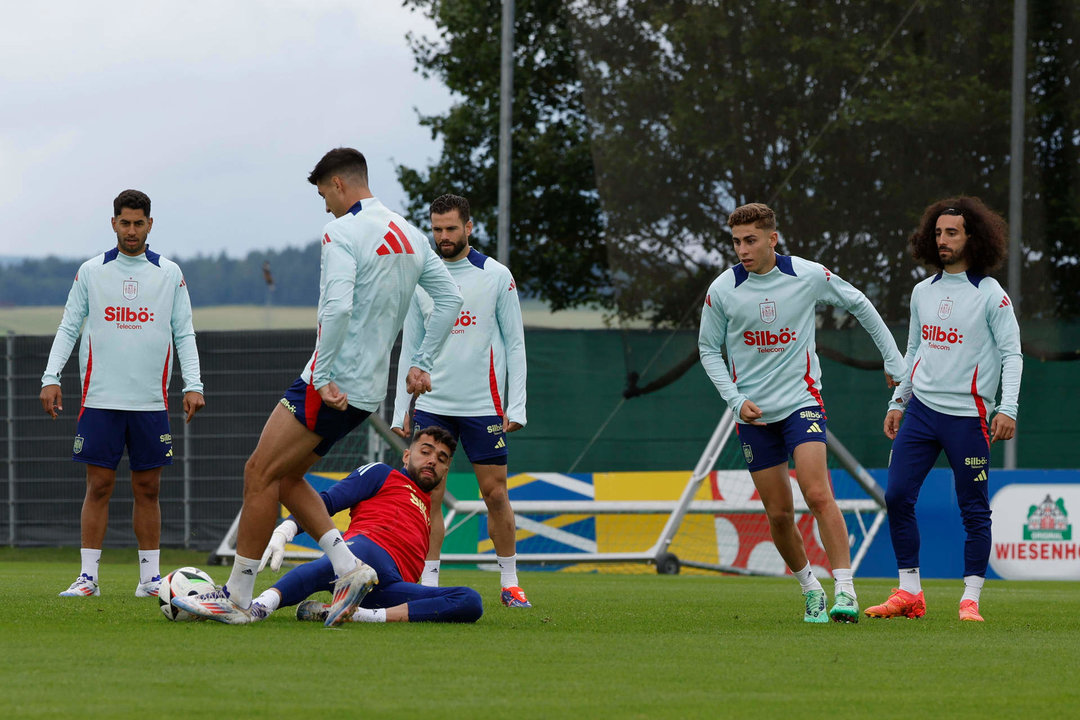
[802,350,826,416]
[971,366,990,445]
[488,347,504,417]
[79,339,93,421]
[161,345,171,410]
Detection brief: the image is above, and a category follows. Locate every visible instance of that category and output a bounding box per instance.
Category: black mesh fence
[0,330,397,551]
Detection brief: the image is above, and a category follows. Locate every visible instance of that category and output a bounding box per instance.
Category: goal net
[438,412,887,577]
[213,412,886,578]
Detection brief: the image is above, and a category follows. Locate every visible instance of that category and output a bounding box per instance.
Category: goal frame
[212,413,888,576]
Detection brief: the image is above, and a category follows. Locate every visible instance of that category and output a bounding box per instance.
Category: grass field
[3,548,1078,719]
[0,300,643,335]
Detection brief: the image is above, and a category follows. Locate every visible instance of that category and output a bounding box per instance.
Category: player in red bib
[233,427,482,624]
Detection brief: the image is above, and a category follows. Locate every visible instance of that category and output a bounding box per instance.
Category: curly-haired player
[867,196,1022,623]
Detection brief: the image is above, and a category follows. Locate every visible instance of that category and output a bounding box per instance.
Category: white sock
[832,567,856,598]
[794,563,823,593]
[961,575,984,604]
[224,554,260,608]
[138,549,160,583]
[351,607,386,623]
[497,554,519,588]
[421,560,441,587]
[80,548,101,582]
[253,589,281,613]
[318,529,359,577]
[899,567,922,595]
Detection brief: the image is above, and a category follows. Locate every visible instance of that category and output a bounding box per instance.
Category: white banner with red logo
[989,483,1080,580]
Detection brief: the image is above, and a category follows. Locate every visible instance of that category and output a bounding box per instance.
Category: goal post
[440,413,888,576]
[212,412,888,577]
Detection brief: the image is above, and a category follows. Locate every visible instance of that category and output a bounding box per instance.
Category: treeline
[0,242,322,307]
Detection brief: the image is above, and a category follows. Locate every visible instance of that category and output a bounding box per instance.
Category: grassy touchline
[2,549,1078,719]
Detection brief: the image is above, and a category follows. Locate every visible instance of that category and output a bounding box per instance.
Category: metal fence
[0,330,394,551]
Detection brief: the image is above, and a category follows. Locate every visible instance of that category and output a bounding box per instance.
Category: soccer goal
[212,412,887,577]
[436,412,887,576]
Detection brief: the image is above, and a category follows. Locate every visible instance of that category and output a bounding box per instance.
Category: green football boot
[829,591,860,623]
[803,588,828,623]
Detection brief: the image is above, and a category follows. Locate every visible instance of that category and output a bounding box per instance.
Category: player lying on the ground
[175,426,481,624]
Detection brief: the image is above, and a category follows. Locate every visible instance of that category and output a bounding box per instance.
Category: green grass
[3,548,1078,719]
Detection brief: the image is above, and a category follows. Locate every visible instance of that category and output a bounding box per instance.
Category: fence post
[182,403,192,549]
[6,333,15,545]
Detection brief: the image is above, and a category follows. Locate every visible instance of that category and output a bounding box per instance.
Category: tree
[399,0,609,313]
[399,0,1080,359]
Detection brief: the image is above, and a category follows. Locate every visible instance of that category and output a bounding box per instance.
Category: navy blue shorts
[412,409,508,465]
[281,378,370,457]
[72,408,172,471]
[736,406,827,472]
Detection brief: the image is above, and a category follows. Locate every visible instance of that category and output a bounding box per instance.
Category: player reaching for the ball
[192,427,483,625]
[698,202,905,623]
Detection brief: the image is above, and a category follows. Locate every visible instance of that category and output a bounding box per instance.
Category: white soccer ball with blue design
[159,567,215,621]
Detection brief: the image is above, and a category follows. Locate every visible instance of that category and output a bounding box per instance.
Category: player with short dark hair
[42,189,205,599]
[867,196,1022,622]
[234,427,483,624]
[390,193,531,608]
[699,202,905,623]
[176,148,463,626]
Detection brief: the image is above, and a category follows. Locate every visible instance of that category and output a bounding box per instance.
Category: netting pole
[6,333,15,545]
[1005,0,1027,471]
[182,398,192,549]
[651,411,736,558]
[496,0,514,267]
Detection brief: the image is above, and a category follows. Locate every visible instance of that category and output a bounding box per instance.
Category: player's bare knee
[802,490,834,516]
[85,476,116,502]
[131,479,159,503]
[481,486,511,511]
[766,508,796,531]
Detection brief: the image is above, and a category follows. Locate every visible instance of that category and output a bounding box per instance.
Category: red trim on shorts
[971,365,990,445]
[79,338,93,420]
[161,345,171,410]
[488,347,504,417]
[304,381,322,431]
[802,350,826,416]
[305,334,322,432]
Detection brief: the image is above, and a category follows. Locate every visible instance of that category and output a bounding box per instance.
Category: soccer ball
[159,566,215,621]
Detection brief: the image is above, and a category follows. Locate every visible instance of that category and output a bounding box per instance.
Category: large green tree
[398,0,608,313]
[400,0,1079,332]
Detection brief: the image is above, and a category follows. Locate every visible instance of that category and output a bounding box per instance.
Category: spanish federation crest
[759,300,776,324]
[937,298,953,320]
[73,435,84,454]
[742,443,754,464]
[123,280,139,301]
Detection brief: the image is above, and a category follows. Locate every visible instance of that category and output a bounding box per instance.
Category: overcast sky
[0,1,452,260]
